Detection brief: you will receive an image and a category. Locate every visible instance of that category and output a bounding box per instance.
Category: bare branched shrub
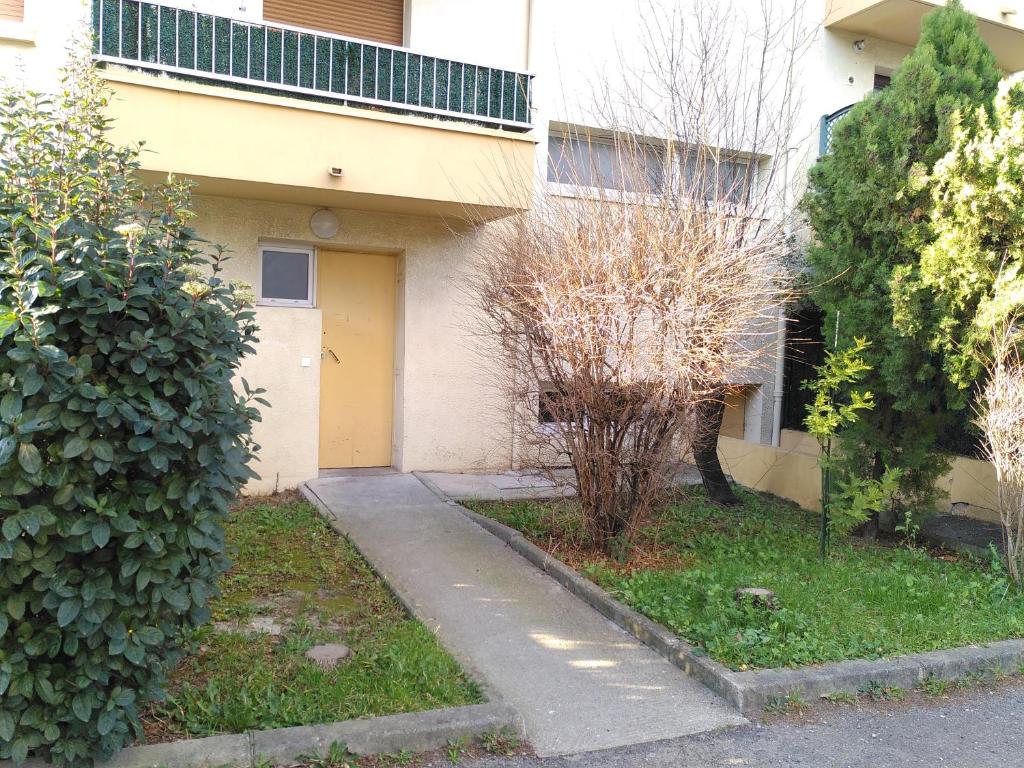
[474,159,787,553]
[980,320,1024,586]
[472,1,810,552]
[584,0,816,504]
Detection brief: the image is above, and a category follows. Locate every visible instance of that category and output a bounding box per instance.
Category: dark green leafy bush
[0,56,262,766]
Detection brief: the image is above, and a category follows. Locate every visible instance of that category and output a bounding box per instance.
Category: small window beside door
[258,246,315,307]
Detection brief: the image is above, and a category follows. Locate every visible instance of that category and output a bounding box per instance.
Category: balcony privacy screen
[91,0,533,129]
[818,104,854,156]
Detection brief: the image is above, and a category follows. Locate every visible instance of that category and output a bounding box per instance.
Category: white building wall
[0,0,87,90]
[0,0,1003,479]
[406,0,530,71]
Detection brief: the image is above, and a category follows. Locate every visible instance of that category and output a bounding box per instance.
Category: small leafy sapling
[804,337,902,556]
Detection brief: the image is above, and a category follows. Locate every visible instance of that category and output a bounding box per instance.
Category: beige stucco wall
[237,306,322,492]
[719,431,823,511]
[101,71,534,219]
[720,428,1001,523]
[192,194,513,492]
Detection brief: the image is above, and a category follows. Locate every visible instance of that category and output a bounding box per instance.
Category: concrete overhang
[101,69,535,221]
[825,0,1024,72]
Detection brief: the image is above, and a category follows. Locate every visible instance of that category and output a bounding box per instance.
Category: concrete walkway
[304,474,744,757]
[417,465,703,502]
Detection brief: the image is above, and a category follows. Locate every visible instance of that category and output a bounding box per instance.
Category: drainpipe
[508,0,537,471]
[772,307,786,447]
[524,0,534,71]
[771,132,791,448]
[772,8,800,449]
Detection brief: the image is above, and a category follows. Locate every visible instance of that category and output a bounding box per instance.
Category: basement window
[258,245,315,307]
[538,384,576,425]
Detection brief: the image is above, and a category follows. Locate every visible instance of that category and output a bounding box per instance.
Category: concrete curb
[6,703,517,768]
[248,703,518,765]
[432,484,1024,718]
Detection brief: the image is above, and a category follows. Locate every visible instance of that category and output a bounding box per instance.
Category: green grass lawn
[142,494,481,741]
[468,488,1024,671]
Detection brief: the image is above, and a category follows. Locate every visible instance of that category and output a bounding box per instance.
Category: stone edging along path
[413,474,1024,718]
[6,702,517,768]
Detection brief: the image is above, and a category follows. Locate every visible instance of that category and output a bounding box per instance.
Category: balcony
[818,103,855,156]
[824,0,1024,72]
[92,0,533,129]
[89,0,535,220]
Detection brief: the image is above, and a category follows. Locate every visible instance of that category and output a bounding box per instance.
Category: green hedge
[0,56,262,766]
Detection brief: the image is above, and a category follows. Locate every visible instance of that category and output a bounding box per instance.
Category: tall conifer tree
[802,0,1000,517]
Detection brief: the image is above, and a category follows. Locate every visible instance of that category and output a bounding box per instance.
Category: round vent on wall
[310,209,340,239]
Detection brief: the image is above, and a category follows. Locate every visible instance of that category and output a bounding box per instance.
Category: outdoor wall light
[310,209,341,239]
[853,39,866,52]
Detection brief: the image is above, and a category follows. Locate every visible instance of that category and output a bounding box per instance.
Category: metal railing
[818,103,854,156]
[91,0,534,130]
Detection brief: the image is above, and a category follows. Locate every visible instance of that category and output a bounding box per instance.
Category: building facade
[0,0,1021,495]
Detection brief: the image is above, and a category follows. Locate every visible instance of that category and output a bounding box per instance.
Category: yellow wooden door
[318,251,396,468]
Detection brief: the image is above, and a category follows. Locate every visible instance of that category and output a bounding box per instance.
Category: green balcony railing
[818,103,854,156]
[91,0,534,130]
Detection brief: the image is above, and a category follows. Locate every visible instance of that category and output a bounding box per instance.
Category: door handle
[322,348,341,364]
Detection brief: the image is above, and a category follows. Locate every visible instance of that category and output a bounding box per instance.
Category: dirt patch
[474,497,697,575]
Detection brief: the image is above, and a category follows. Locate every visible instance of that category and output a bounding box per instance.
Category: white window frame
[257,244,316,308]
[545,124,762,210]
[546,128,669,202]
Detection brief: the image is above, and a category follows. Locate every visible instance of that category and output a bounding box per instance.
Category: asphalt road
[435,681,1024,768]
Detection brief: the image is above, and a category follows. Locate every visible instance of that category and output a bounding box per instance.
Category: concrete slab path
[418,465,703,502]
[304,474,744,757]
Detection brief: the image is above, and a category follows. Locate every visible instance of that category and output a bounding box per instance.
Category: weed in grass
[480,727,522,756]
[859,680,905,701]
[298,742,357,768]
[378,751,415,766]
[823,690,858,704]
[469,488,1024,670]
[919,676,953,697]
[764,692,808,714]
[446,737,469,765]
